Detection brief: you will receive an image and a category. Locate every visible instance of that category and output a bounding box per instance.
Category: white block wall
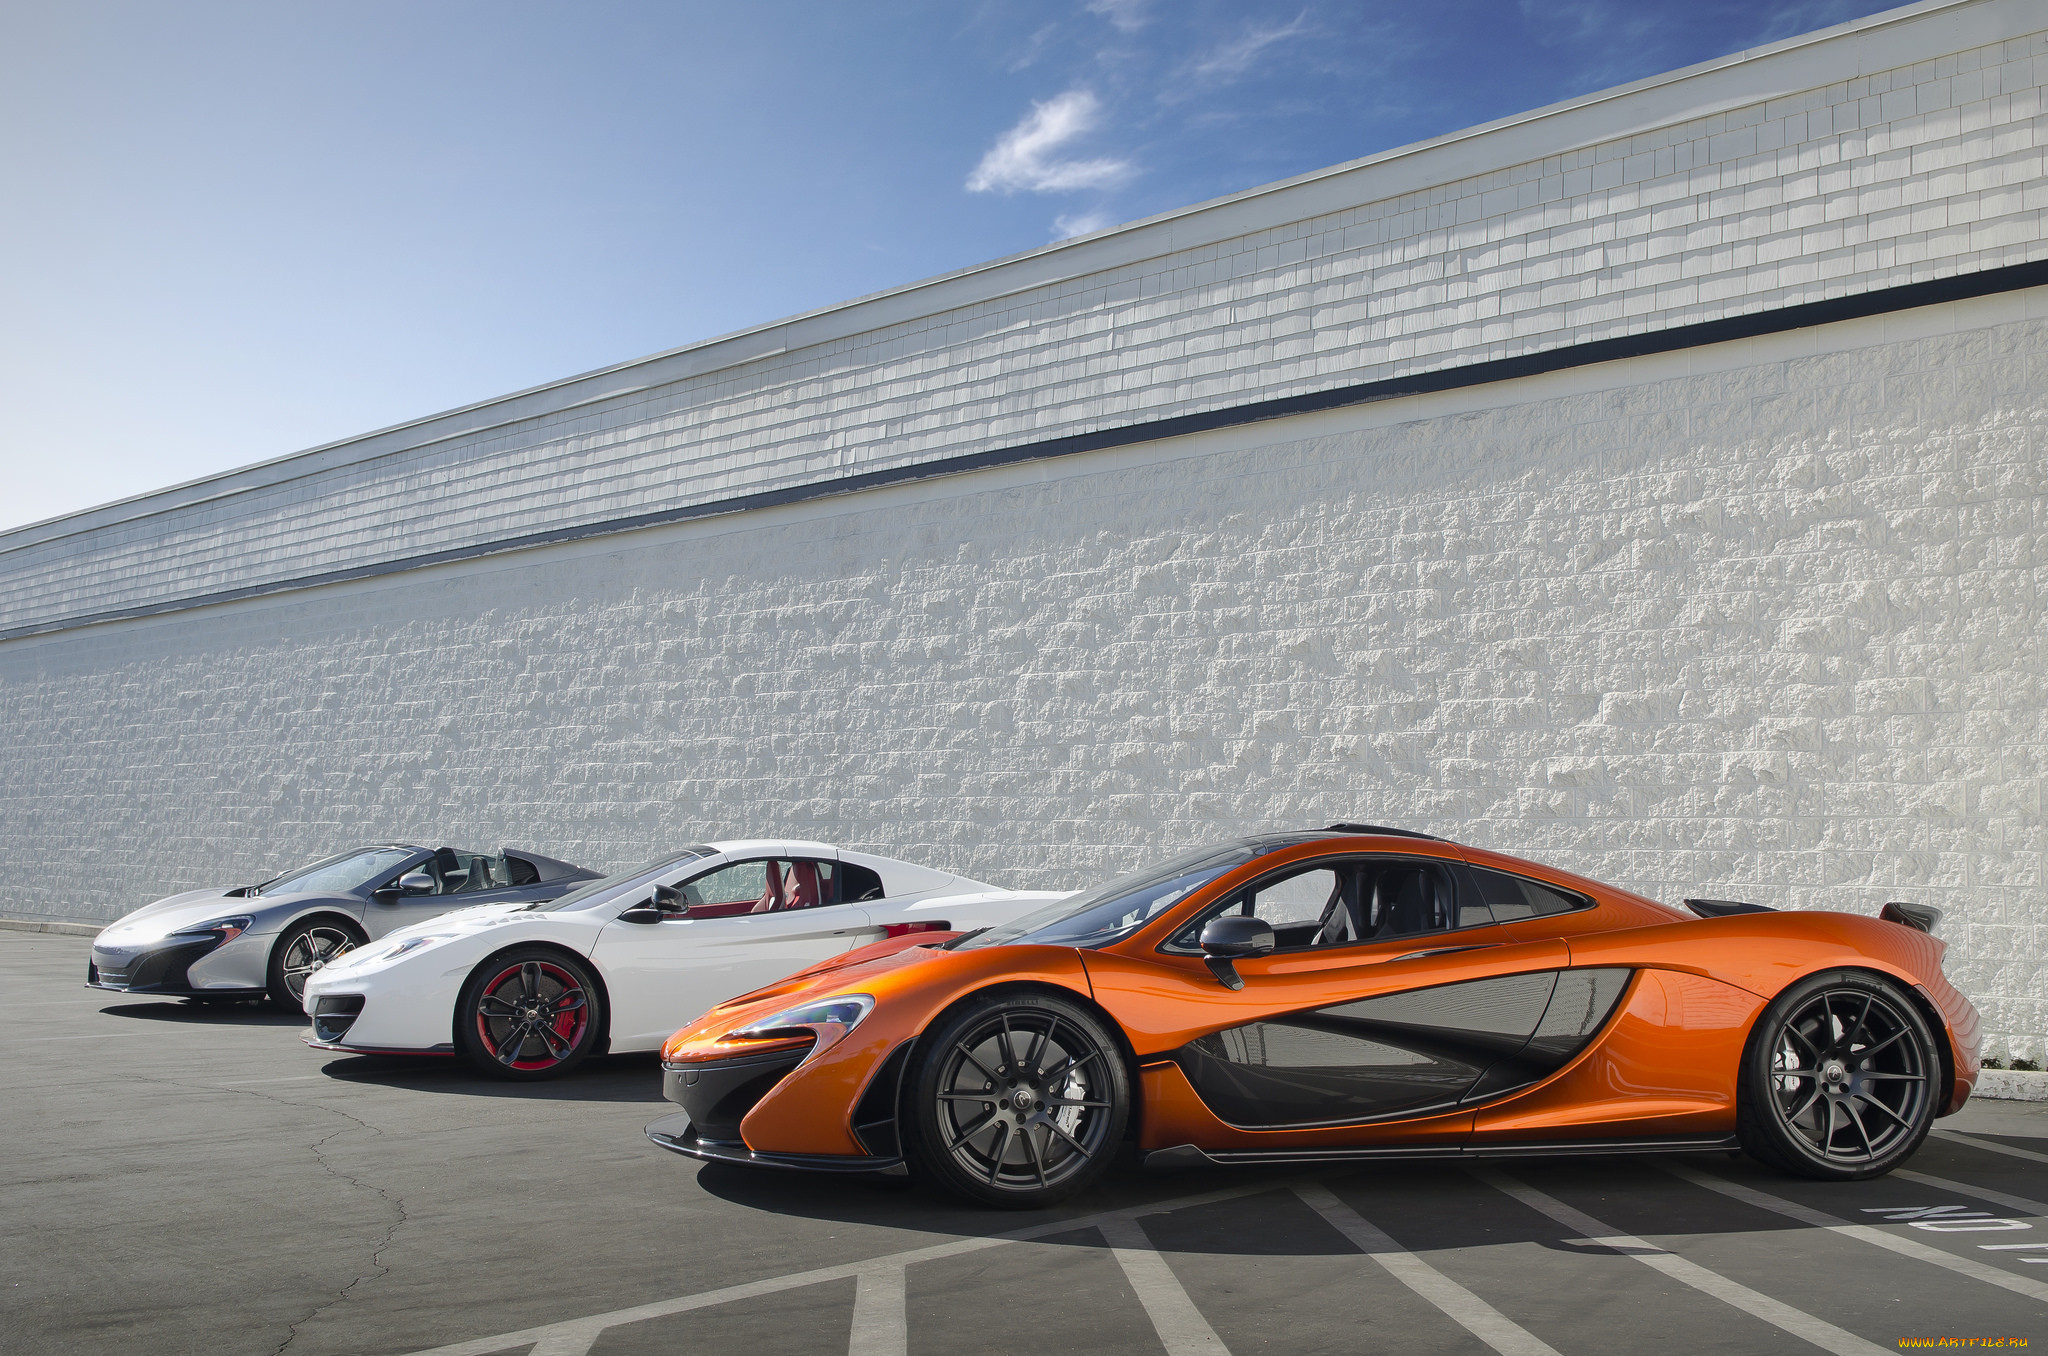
[2,0,2043,635]
[3,287,2043,1058]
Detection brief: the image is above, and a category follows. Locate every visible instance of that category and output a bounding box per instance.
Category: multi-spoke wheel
[456,948,603,1080]
[266,919,365,1009]
[906,993,1129,1208]
[1737,970,1940,1180]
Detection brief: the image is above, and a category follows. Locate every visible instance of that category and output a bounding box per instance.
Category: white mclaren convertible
[299,840,1063,1079]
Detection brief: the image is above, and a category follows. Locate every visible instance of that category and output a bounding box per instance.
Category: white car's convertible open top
[300,839,1063,1078]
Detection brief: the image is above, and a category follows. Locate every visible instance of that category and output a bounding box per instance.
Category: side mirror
[620,884,680,925]
[398,871,436,897]
[618,899,663,924]
[1198,915,1274,991]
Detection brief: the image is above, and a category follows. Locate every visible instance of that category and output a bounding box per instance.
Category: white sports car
[300,839,1064,1079]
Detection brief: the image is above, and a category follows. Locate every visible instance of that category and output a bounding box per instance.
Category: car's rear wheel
[1737,969,1939,1180]
[905,992,1129,1209]
[267,919,365,1009]
[456,948,603,1080]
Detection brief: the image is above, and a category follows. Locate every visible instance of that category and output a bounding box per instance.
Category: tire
[267,918,366,1010]
[904,991,1130,1209]
[456,948,604,1080]
[1736,969,1940,1180]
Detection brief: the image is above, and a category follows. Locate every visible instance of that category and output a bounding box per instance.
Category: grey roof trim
[7,254,2042,645]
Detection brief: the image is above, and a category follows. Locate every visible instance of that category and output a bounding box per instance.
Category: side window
[1469,866,1589,921]
[1246,868,1345,948]
[1166,863,1355,953]
[677,860,786,917]
[778,860,842,911]
[839,862,885,902]
[1357,862,1456,940]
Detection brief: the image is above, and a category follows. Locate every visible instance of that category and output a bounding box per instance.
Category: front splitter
[645,1109,907,1176]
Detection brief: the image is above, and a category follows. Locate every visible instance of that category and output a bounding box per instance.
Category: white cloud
[1190,12,1311,79]
[966,90,1132,194]
[1085,0,1147,33]
[1053,210,1115,239]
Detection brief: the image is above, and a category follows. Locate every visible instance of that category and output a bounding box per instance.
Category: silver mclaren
[87,844,600,1008]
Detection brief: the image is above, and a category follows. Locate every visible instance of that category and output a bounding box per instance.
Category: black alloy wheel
[455,947,605,1080]
[906,992,1129,1208]
[1737,970,1939,1180]
[267,919,365,1009]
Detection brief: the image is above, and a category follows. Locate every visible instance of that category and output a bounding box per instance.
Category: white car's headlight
[333,933,456,972]
[730,995,875,1057]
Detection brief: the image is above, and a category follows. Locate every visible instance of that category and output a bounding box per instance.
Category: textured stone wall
[4,288,2042,1058]
[3,0,2043,635]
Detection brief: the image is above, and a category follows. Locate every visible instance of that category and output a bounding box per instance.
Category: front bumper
[643,1110,905,1175]
[86,936,267,999]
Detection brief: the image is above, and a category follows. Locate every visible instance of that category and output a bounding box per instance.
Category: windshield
[954,840,1285,951]
[545,846,715,911]
[258,848,417,897]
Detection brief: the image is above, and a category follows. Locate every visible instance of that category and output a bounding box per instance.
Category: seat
[432,847,464,894]
[747,864,785,914]
[1376,868,1439,937]
[1314,872,1361,947]
[783,862,822,911]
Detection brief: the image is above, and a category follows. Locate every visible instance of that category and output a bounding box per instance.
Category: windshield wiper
[942,927,990,950]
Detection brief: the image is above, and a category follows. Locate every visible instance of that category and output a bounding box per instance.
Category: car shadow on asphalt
[98,1000,307,1026]
[686,1149,1875,1256]
[317,1051,669,1102]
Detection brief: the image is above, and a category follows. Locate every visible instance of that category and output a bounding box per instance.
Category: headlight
[174,916,254,943]
[331,933,455,971]
[731,995,875,1050]
[381,934,453,961]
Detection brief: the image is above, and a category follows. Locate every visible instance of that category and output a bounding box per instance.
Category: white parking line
[1293,1183,1560,1356]
[1665,1164,2048,1305]
[397,1181,1280,1356]
[1098,1215,1230,1355]
[1892,1170,2048,1229]
[1933,1128,2048,1166]
[845,1266,908,1356]
[1474,1169,1888,1356]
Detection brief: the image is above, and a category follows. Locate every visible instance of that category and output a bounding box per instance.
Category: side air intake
[1684,898,1775,919]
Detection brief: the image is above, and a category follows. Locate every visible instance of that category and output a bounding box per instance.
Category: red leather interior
[784,862,821,911]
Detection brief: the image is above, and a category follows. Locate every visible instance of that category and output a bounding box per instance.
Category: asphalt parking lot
[6,930,2047,1356]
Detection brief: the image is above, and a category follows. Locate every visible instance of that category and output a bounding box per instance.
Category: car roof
[704,839,842,858]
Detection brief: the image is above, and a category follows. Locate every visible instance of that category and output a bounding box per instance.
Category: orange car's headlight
[731,994,874,1044]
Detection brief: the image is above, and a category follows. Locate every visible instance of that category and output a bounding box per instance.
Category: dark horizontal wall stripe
[8,257,2046,644]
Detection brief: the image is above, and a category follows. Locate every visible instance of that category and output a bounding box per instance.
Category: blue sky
[0,0,1903,531]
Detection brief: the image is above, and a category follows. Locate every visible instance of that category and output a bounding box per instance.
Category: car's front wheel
[904,991,1129,1209]
[267,918,365,1009]
[1737,969,1940,1180]
[456,948,604,1080]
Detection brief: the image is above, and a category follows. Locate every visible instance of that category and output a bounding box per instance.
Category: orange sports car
[646,826,1980,1208]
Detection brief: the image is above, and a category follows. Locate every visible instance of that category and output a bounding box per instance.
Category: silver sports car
[87,844,599,1007]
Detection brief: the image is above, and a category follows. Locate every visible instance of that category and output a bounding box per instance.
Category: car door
[592,855,877,1048]
[1089,853,1598,1138]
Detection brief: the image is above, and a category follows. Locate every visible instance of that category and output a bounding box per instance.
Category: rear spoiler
[1683,896,1941,935]
[1879,901,1941,935]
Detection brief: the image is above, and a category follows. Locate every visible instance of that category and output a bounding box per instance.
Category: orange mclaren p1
[647,826,1980,1208]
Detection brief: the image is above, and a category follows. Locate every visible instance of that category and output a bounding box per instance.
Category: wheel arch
[274,908,369,944]
[452,940,614,1056]
[901,978,1145,1139]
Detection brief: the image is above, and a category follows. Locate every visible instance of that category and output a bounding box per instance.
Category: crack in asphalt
[128,1070,410,1356]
